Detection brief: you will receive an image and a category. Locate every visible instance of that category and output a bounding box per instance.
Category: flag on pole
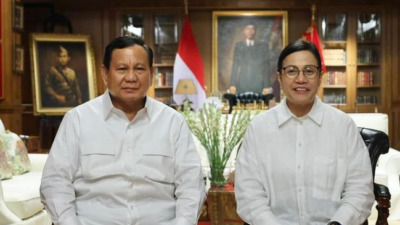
[173,15,206,111]
[302,6,326,73]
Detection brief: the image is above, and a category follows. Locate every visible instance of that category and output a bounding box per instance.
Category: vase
[209,165,226,187]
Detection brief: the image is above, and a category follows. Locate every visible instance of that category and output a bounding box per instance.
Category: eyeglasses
[281,65,320,79]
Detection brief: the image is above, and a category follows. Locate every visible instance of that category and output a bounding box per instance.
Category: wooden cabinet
[318,10,385,112]
[117,10,182,105]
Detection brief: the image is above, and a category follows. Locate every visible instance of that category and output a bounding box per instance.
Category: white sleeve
[173,118,206,225]
[235,124,280,225]
[40,111,82,225]
[330,118,375,224]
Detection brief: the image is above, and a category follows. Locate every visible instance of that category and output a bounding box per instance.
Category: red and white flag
[173,15,206,111]
[302,22,326,73]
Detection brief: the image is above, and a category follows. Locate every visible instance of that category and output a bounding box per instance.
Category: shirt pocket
[141,144,174,184]
[313,156,341,202]
[80,141,115,180]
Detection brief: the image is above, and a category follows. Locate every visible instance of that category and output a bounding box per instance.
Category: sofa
[195,113,400,222]
[0,113,399,224]
[0,153,52,225]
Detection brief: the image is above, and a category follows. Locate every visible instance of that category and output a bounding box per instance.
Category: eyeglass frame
[279,65,322,79]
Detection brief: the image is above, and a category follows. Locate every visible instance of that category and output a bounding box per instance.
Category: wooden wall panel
[0,0,23,134]
[288,10,311,42]
[63,10,107,95]
[389,6,400,150]
[51,0,397,11]
[12,0,400,150]
[190,11,212,96]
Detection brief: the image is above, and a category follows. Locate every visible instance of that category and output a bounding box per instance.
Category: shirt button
[297,165,301,169]
[298,143,302,147]
[127,148,131,152]
[298,188,302,192]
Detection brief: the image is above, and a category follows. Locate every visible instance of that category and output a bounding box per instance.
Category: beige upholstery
[0,154,51,225]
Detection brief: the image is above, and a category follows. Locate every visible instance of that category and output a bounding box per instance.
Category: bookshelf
[318,10,385,112]
[118,11,182,105]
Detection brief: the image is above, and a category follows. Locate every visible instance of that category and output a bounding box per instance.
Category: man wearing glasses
[235,40,374,225]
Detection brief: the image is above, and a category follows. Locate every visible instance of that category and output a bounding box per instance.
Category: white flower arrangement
[180,101,257,186]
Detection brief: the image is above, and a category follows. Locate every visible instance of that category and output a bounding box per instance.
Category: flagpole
[311,4,316,42]
[311,4,316,23]
[184,0,188,15]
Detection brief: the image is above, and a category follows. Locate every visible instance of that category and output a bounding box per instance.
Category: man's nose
[125,70,138,81]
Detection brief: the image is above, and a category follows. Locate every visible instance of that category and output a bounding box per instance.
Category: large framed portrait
[212,11,288,101]
[30,33,97,116]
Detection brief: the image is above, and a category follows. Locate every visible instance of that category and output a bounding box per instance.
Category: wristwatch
[327,222,341,225]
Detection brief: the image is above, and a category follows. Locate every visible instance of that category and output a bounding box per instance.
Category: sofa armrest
[374,183,391,198]
[377,148,400,193]
[0,180,22,224]
[29,154,48,173]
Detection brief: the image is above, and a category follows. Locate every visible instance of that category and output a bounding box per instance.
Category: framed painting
[30,33,97,115]
[13,0,24,31]
[13,45,24,74]
[212,11,288,101]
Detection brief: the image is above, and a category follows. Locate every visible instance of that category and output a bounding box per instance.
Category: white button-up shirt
[41,90,206,225]
[235,97,374,225]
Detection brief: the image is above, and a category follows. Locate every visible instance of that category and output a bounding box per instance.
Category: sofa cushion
[0,137,13,180]
[0,131,31,175]
[2,172,44,219]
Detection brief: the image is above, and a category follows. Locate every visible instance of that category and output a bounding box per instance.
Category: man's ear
[101,65,108,86]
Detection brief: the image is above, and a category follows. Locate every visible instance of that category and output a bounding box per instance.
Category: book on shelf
[323,49,346,65]
[154,72,174,87]
[357,49,379,63]
[356,95,378,104]
[357,71,374,86]
[323,94,346,104]
[324,71,347,85]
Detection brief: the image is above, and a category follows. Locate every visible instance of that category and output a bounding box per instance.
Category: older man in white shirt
[41,36,206,225]
[235,40,374,225]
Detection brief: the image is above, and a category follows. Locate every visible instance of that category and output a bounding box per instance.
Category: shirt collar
[246,39,254,46]
[277,97,324,126]
[101,89,153,121]
[307,97,324,126]
[102,89,114,120]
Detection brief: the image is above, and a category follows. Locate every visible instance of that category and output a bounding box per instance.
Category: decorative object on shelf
[13,45,24,74]
[30,33,97,116]
[212,11,288,102]
[175,78,197,106]
[12,0,24,32]
[44,13,73,33]
[180,101,257,187]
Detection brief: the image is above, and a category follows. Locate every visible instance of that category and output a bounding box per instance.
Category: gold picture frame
[13,0,24,31]
[212,11,288,101]
[30,33,97,115]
